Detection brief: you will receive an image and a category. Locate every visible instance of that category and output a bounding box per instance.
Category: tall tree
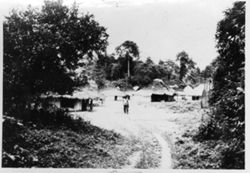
[198,1,245,169]
[176,51,196,82]
[161,59,180,82]
[3,0,108,114]
[115,40,139,78]
[214,2,245,168]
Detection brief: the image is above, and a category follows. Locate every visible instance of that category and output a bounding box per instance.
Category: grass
[157,101,224,169]
[135,133,161,169]
[172,130,223,169]
[2,115,144,168]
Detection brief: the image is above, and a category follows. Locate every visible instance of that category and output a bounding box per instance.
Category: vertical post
[127,56,130,78]
[126,55,130,91]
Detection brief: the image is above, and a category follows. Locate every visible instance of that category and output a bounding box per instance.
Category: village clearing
[3,93,216,168]
[73,95,210,169]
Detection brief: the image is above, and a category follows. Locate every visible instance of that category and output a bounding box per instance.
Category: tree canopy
[115,40,140,59]
[115,40,140,78]
[197,1,245,169]
[3,0,108,113]
[176,51,196,81]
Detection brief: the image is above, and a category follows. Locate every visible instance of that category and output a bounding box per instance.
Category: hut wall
[192,96,201,100]
[74,100,82,111]
[201,90,209,108]
[61,98,76,108]
[151,94,163,102]
[81,99,88,111]
[49,99,61,108]
[151,94,175,102]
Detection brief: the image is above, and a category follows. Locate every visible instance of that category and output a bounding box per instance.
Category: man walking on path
[123,97,129,114]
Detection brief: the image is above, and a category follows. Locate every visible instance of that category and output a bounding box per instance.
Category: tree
[3,0,108,114]
[145,57,154,65]
[160,59,180,82]
[110,63,123,80]
[115,41,139,78]
[92,65,106,90]
[95,54,116,80]
[132,61,153,86]
[92,53,117,89]
[197,1,245,169]
[158,60,164,65]
[201,65,213,79]
[176,51,196,82]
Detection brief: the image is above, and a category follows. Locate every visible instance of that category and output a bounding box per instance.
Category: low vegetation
[170,2,245,169]
[195,1,245,169]
[159,101,223,169]
[2,109,142,168]
[173,130,224,169]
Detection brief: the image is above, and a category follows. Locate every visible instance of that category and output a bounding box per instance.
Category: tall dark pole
[127,56,130,78]
[126,54,130,91]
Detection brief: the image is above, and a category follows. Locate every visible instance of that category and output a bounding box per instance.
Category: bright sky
[1,0,237,70]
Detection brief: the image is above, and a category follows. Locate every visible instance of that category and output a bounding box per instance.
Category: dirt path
[154,133,172,169]
[73,96,173,169]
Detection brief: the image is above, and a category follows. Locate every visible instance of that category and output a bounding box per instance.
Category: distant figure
[100,98,104,104]
[88,98,93,111]
[123,97,129,114]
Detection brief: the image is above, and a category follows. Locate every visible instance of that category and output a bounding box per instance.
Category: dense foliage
[2,111,126,168]
[196,1,245,169]
[115,40,140,78]
[92,52,202,89]
[176,51,195,81]
[3,0,108,115]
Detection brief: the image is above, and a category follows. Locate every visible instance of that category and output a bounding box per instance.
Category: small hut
[150,79,176,102]
[201,79,213,108]
[151,89,175,102]
[41,88,98,111]
[192,84,204,100]
[183,85,194,100]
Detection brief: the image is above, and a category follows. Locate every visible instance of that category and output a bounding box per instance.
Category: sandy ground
[73,95,204,169]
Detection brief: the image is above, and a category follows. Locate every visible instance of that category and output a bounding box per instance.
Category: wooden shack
[40,88,99,112]
[151,93,176,102]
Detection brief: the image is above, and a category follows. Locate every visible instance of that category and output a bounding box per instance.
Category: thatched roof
[183,86,194,95]
[152,78,172,91]
[192,84,204,96]
[41,87,101,100]
[100,88,124,96]
[183,84,204,96]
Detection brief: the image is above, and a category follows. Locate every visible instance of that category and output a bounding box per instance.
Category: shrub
[196,2,245,169]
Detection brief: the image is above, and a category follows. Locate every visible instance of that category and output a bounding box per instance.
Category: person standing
[123,97,129,114]
[88,98,93,111]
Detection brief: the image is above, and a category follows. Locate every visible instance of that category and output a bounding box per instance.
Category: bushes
[6,105,68,127]
[111,78,133,90]
[2,117,36,167]
[196,2,245,169]
[194,116,221,141]
[2,104,123,168]
[2,116,123,168]
[220,139,244,169]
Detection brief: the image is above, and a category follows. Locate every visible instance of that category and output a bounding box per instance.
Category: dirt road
[73,95,204,169]
[73,95,177,169]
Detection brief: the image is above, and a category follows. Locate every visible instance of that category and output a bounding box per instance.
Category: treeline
[90,46,207,89]
[3,0,213,116]
[196,1,245,169]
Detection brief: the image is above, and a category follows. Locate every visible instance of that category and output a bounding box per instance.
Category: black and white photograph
[1,0,246,170]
